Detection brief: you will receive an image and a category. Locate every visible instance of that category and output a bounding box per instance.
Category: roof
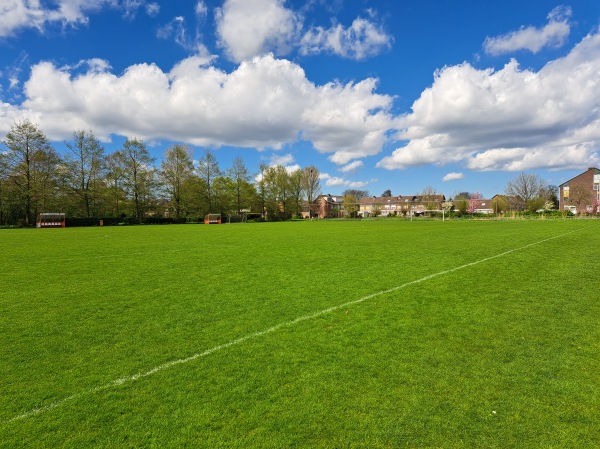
[559,167,600,187]
[317,194,344,202]
[359,194,445,205]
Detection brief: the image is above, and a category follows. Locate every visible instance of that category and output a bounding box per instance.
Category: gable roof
[559,167,600,187]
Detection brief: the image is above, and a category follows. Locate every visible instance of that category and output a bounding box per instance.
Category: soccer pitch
[1,219,599,448]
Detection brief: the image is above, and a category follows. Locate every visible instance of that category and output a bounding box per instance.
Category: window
[594,184,599,191]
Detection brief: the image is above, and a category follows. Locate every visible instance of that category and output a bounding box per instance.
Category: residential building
[559,167,600,213]
[316,194,345,218]
[468,198,494,214]
[359,195,446,217]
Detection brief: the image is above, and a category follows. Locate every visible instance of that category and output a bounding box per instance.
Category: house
[559,167,600,213]
[359,195,446,217]
[316,194,345,218]
[468,198,494,214]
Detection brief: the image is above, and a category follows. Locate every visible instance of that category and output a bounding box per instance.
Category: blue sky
[1,0,600,199]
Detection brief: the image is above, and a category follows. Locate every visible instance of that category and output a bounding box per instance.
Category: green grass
[1,220,599,448]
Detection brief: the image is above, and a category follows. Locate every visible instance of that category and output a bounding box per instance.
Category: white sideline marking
[3,228,586,424]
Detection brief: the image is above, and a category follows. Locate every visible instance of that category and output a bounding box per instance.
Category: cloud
[145,2,160,17]
[195,1,208,18]
[216,0,302,62]
[442,172,464,181]
[1,53,395,163]
[300,17,392,60]
[378,31,600,172]
[157,16,189,48]
[339,160,364,173]
[302,77,395,164]
[269,153,295,166]
[484,6,572,55]
[215,0,390,62]
[320,172,376,188]
[284,164,301,174]
[0,0,99,37]
[0,0,160,37]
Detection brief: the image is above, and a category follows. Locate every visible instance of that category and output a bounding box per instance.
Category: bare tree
[302,165,321,218]
[505,173,548,211]
[342,189,369,201]
[258,162,268,218]
[569,184,594,213]
[196,150,221,214]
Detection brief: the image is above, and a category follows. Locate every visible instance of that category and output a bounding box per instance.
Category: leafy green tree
[542,185,559,208]
[527,197,546,213]
[31,145,62,216]
[382,189,392,197]
[160,144,194,220]
[490,195,509,213]
[288,169,305,217]
[104,152,127,217]
[227,156,254,215]
[118,138,157,221]
[2,120,56,225]
[212,176,236,216]
[372,203,382,217]
[0,152,9,225]
[63,130,106,217]
[180,175,207,220]
[343,194,359,218]
[453,193,469,213]
[263,165,291,219]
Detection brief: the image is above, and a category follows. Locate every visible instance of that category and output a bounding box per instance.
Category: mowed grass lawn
[0,219,598,448]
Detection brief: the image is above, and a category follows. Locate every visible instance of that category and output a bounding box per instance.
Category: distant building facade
[559,167,600,213]
[359,195,446,217]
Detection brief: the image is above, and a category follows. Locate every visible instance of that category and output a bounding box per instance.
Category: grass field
[1,219,599,448]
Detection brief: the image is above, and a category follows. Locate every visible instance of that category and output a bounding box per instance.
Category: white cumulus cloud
[215,0,391,62]
[442,172,464,181]
[300,17,392,60]
[320,172,376,188]
[269,153,295,166]
[0,0,159,37]
[215,0,302,62]
[484,6,572,55]
[1,53,396,165]
[339,160,364,173]
[378,31,600,172]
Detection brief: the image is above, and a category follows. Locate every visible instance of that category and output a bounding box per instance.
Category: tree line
[0,120,321,226]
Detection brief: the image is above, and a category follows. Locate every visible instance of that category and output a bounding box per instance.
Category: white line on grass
[3,227,589,425]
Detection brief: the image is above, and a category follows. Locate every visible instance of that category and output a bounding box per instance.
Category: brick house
[316,194,345,218]
[559,167,600,213]
[359,195,446,217]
